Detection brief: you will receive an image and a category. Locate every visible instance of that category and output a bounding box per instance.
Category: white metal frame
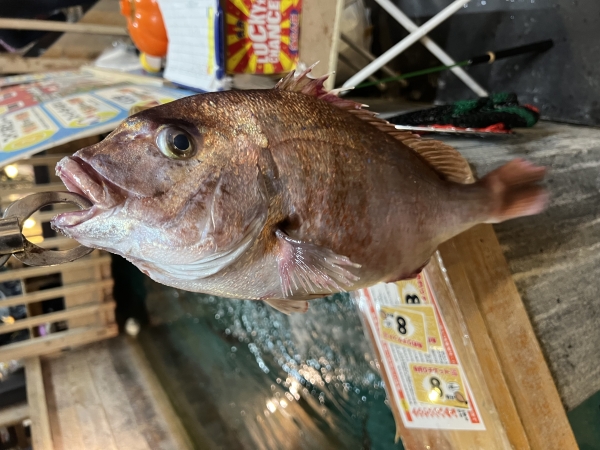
[342,0,488,97]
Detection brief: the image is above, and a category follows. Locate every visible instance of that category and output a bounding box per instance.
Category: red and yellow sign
[226,0,302,74]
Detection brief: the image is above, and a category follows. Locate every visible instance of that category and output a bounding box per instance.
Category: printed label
[94,86,180,110]
[45,94,119,128]
[380,306,428,353]
[0,107,58,152]
[409,363,469,409]
[356,272,485,430]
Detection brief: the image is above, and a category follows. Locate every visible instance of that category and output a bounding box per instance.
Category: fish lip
[51,205,101,229]
[56,156,103,203]
[53,156,120,229]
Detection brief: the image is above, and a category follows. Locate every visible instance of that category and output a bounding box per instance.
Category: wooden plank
[0,301,115,334]
[298,0,344,90]
[441,224,578,450]
[41,359,67,449]
[24,236,79,250]
[0,324,118,361]
[85,343,152,450]
[0,182,66,200]
[0,18,128,36]
[53,406,86,450]
[0,403,29,427]
[25,357,54,450]
[0,255,111,283]
[61,350,119,450]
[43,0,130,60]
[125,339,194,450]
[12,154,72,166]
[0,55,89,74]
[0,279,113,309]
[437,242,531,449]
[63,254,107,329]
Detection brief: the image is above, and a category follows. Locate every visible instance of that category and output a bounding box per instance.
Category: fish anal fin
[264,299,309,315]
[276,64,474,185]
[275,230,360,298]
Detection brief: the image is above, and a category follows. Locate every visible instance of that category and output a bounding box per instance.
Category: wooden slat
[0,18,128,36]
[0,403,29,427]
[34,236,79,249]
[0,182,66,200]
[0,255,111,282]
[0,324,118,361]
[0,55,89,74]
[0,279,113,309]
[441,224,578,450]
[298,0,344,90]
[437,243,531,449]
[25,357,54,450]
[127,339,195,450]
[1,301,115,333]
[13,154,72,167]
[43,0,130,61]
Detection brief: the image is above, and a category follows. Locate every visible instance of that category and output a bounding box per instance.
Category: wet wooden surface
[42,336,192,450]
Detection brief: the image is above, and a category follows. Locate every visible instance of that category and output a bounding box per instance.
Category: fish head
[52,94,269,279]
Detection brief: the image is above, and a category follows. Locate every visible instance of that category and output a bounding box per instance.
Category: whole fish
[51,66,548,313]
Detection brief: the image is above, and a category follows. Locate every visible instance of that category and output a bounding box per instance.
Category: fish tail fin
[482,158,549,223]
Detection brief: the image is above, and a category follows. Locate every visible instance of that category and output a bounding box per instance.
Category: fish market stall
[0,0,597,448]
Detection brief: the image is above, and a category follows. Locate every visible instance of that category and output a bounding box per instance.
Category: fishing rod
[353,39,554,90]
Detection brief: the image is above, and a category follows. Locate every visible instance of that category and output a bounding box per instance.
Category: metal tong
[0,192,93,267]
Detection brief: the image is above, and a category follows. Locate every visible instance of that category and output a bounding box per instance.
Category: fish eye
[156,126,196,159]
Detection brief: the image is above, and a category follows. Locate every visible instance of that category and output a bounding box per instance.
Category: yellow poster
[409,363,469,409]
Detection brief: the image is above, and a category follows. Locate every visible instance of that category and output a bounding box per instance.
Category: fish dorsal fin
[275,64,474,184]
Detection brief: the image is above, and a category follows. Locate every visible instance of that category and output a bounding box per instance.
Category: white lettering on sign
[249,0,281,64]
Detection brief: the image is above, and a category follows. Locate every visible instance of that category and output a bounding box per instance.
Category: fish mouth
[52,156,119,229]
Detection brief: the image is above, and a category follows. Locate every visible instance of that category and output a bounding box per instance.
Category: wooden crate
[0,357,53,450]
[0,143,118,364]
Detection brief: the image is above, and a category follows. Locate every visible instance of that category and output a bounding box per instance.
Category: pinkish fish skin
[51,67,548,313]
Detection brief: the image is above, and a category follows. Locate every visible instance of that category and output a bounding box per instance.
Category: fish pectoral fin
[275,230,361,298]
[264,299,309,315]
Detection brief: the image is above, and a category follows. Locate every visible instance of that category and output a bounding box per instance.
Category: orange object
[120,0,168,58]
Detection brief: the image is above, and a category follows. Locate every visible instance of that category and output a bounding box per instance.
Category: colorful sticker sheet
[355,274,486,430]
[0,71,195,166]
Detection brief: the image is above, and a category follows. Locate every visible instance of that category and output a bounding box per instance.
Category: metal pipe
[340,32,407,87]
[346,0,487,96]
[337,53,386,91]
[343,0,488,97]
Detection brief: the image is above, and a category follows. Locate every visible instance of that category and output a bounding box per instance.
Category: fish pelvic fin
[481,158,549,223]
[275,64,474,184]
[275,229,360,299]
[264,298,309,315]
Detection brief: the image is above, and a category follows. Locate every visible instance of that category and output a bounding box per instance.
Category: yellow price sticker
[379,306,429,353]
[409,363,469,409]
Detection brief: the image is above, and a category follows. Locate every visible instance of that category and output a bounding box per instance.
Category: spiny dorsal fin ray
[275,64,474,184]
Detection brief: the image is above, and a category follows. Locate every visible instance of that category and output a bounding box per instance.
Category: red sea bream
[51,66,548,313]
